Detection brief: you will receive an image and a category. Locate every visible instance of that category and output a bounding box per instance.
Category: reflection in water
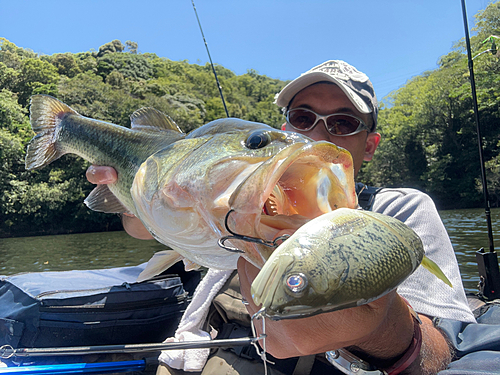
[439,207,500,293]
[1,208,499,294]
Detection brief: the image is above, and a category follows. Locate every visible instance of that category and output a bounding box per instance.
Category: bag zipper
[39,291,189,311]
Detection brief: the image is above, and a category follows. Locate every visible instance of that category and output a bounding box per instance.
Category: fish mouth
[228,141,356,267]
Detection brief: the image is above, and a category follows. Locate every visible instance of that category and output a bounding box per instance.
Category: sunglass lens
[288,109,316,130]
[326,115,361,135]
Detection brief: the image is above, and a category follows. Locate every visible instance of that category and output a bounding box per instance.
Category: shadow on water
[439,207,500,294]
[0,231,166,275]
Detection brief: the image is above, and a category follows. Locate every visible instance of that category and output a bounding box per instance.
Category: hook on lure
[218,210,290,253]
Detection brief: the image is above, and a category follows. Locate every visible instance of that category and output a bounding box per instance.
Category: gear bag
[0,262,200,348]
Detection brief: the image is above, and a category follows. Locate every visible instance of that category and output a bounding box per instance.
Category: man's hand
[86,165,153,240]
[237,257,452,374]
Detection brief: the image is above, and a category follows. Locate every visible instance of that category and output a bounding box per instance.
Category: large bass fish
[26,95,357,280]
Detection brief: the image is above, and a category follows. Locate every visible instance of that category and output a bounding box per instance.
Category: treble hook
[217,210,290,253]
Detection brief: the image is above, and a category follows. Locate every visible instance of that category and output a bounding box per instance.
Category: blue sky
[0,0,493,102]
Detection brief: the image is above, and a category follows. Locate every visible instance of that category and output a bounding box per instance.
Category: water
[439,207,500,293]
[1,208,499,294]
[0,231,165,275]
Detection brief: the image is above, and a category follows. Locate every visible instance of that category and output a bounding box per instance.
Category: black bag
[0,262,199,349]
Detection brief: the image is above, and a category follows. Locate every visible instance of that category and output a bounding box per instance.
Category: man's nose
[308,119,331,141]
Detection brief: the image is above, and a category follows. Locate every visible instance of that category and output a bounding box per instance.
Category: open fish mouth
[227,141,356,268]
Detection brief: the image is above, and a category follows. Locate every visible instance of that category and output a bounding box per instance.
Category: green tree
[0,37,36,69]
[97,53,154,81]
[125,41,138,54]
[0,62,18,91]
[15,58,59,105]
[48,53,82,78]
[97,40,124,57]
[0,89,31,137]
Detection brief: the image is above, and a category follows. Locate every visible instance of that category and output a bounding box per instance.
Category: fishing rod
[0,338,258,374]
[191,0,230,117]
[0,360,149,374]
[460,0,500,300]
[0,337,258,359]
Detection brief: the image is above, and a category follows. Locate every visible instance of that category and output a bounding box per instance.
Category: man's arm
[237,257,452,374]
[86,165,153,240]
[87,166,454,373]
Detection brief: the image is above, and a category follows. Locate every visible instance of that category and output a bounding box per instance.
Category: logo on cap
[311,61,369,84]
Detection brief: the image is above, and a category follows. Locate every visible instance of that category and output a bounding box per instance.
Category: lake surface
[1,208,499,294]
[440,207,500,293]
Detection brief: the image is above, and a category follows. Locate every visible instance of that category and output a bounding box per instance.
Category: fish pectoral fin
[136,250,184,282]
[130,107,183,133]
[421,256,453,288]
[84,185,128,213]
[161,181,196,208]
[183,258,201,271]
[25,95,79,170]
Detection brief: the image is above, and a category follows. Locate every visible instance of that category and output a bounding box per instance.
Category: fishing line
[251,308,274,375]
[191,0,230,117]
[218,209,290,253]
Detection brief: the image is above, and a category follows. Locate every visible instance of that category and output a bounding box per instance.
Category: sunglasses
[286,108,371,136]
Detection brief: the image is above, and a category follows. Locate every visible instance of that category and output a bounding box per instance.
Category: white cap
[275,60,378,130]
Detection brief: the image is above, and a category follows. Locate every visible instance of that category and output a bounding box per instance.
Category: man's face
[285,82,380,176]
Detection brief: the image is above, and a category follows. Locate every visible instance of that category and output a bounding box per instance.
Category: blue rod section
[0,360,145,374]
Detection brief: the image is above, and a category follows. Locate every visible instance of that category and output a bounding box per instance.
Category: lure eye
[286,273,308,294]
[245,131,271,149]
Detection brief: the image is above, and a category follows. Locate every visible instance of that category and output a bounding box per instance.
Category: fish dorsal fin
[130,107,183,133]
[84,184,128,214]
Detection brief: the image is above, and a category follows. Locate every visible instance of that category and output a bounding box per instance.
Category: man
[87,60,475,374]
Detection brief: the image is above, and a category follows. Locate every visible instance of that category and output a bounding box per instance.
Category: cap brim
[275,72,371,114]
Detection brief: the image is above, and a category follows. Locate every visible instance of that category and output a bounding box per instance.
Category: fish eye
[245,131,272,149]
[285,273,308,294]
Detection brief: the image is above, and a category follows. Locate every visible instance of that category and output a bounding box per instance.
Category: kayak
[1,261,500,374]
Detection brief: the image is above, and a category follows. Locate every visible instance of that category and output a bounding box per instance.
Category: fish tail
[421,256,453,288]
[25,95,78,170]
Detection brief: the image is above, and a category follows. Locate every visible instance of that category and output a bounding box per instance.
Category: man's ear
[364,132,381,161]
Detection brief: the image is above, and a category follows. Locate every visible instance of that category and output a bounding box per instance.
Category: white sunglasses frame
[286,108,371,137]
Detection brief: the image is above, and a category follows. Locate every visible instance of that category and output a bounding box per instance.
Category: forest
[1,3,500,237]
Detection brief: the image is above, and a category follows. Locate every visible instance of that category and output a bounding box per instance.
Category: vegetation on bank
[358,2,500,209]
[1,3,500,237]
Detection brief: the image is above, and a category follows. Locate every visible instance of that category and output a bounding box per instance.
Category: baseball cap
[275,60,378,131]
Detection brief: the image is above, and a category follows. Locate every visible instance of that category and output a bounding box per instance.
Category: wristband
[326,303,422,375]
[382,307,422,375]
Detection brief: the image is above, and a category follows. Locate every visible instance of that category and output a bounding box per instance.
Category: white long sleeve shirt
[371,188,476,323]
